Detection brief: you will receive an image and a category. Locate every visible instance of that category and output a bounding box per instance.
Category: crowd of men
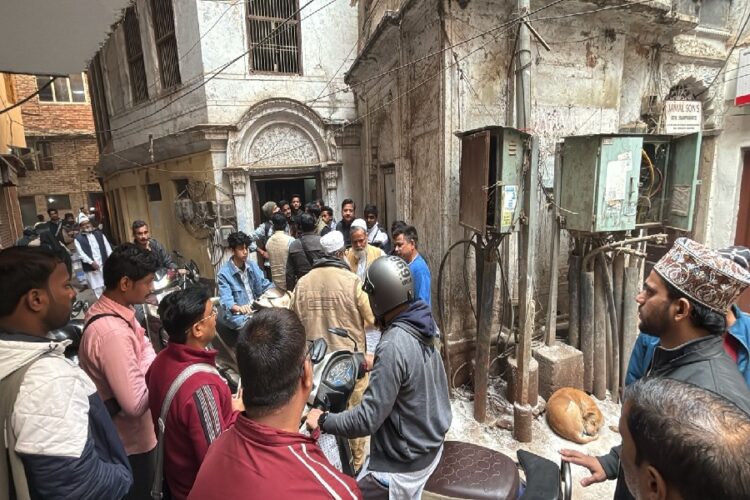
[1,192,749,499]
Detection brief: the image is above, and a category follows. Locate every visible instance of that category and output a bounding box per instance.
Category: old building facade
[0,74,25,247]
[347,0,749,369]
[12,74,103,228]
[89,0,360,276]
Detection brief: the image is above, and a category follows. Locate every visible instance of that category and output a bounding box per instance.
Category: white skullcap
[321,231,345,254]
[79,216,90,224]
[350,219,367,232]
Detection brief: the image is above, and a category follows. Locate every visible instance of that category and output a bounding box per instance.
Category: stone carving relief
[228,170,247,196]
[245,124,320,167]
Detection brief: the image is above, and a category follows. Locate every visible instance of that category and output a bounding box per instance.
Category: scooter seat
[424,441,520,500]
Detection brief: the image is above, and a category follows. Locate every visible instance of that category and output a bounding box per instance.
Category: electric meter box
[560,135,643,233]
[457,126,529,234]
[559,132,701,233]
[635,132,701,232]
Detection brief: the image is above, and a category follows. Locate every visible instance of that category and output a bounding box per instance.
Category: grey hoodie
[322,300,452,473]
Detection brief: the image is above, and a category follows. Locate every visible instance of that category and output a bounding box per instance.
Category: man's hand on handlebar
[177,268,188,275]
[305,408,324,430]
[559,449,607,487]
[231,304,253,315]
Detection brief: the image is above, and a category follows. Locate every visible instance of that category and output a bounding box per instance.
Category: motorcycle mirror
[310,338,327,364]
[327,327,349,338]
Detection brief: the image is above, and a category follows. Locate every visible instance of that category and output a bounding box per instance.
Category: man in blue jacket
[0,246,132,499]
[217,232,274,328]
[626,245,750,387]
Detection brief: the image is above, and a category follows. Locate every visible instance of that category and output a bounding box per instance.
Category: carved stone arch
[228,98,332,168]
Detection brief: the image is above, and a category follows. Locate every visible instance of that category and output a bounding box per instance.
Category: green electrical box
[559,132,702,233]
[457,126,529,234]
[560,135,643,233]
[635,132,702,232]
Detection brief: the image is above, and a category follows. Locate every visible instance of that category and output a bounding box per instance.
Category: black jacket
[599,335,750,500]
[286,233,326,290]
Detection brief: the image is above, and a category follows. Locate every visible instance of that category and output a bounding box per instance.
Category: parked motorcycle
[50,299,89,363]
[305,328,572,500]
[212,287,293,393]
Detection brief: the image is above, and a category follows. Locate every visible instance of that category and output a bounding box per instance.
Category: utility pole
[513,0,536,443]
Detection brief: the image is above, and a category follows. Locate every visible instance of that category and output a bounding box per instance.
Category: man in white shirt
[73,217,113,297]
[364,204,390,252]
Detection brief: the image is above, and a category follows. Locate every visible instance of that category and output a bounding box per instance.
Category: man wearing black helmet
[306,255,452,500]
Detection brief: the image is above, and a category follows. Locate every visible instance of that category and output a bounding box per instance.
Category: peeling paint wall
[351,0,748,363]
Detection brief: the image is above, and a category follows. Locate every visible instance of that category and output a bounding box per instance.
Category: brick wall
[17,137,102,219]
[12,75,102,222]
[13,75,95,135]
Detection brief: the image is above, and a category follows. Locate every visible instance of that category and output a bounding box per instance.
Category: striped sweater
[146,343,238,500]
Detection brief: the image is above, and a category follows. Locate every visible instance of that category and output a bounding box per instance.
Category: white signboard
[737,47,750,107]
[664,101,702,134]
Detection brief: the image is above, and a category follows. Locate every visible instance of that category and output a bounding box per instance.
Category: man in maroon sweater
[146,287,241,500]
[189,308,361,499]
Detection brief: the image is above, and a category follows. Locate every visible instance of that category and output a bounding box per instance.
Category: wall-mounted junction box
[457,126,530,234]
[559,132,701,233]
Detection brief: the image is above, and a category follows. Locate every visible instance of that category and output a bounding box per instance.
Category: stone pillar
[321,162,342,211]
[228,169,251,233]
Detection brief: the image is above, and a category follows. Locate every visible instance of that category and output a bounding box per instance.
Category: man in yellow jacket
[290,230,374,471]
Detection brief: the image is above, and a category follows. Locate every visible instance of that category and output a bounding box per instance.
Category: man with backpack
[286,213,325,290]
[146,287,242,499]
[0,246,132,499]
[79,243,160,499]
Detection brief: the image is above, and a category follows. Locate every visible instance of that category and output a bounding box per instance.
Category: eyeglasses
[299,340,314,374]
[186,304,218,335]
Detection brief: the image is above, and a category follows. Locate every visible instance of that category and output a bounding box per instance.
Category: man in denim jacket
[217,232,274,328]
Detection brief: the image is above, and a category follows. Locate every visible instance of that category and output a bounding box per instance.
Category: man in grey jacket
[306,255,451,499]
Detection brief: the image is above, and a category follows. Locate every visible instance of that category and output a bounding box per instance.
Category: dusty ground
[446,383,621,500]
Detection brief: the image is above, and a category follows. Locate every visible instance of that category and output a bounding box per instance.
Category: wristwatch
[318,411,329,429]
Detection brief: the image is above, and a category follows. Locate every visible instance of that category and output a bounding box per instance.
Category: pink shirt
[79,295,157,455]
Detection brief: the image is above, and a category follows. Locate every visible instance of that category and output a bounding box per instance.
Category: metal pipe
[474,240,497,423]
[593,260,607,400]
[545,144,563,346]
[597,254,620,400]
[515,0,531,129]
[580,270,595,393]
[582,233,667,272]
[613,252,626,396]
[568,253,581,349]
[621,266,641,388]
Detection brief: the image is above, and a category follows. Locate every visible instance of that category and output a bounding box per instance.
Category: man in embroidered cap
[626,245,750,387]
[562,238,750,500]
[290,230,375,471]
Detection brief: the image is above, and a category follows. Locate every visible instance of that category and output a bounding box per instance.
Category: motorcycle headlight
[324,357,355,388]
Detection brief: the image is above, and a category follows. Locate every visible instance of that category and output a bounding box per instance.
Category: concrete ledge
[532,341,584,401]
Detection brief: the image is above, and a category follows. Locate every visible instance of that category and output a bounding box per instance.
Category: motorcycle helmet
[362,256,414,317]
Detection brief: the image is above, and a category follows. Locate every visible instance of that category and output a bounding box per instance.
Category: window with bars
[151,0,181,89]
[24,140,54,171]
[36,74,86,103]
[124,6,149,104]
[87,54,113,152]
[247,0,301,74]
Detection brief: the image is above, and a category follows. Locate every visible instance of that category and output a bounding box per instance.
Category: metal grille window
[247,0,301,74]
[151,0,181,89]
[25,140,54,171]
[36,74,86,103]
[124,6,149,104]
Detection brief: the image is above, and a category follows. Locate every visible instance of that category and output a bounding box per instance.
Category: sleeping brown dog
[546,387,604,444]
